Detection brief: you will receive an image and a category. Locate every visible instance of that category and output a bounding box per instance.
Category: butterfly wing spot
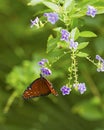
[25,91,29,94]
[28,87,32,90]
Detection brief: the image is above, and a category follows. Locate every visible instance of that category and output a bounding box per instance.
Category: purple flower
[60,86,71,95]
[96,55,104,62]
[86,5,97,18]
[44,12,59,24]
[95,55,104,72]
[60,29,70,42]
[69,39,78,50]
[30,17,39,28]
[41,67,52,76]
[38,59,48,66]
[78,83,86,94]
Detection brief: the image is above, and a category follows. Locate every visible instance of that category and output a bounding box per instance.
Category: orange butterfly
[23,74,58,99]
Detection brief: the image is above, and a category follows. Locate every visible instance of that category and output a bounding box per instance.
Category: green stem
[3,91,17,113]
[68,50,78,87]
[71,50,78,84]
[68,66,73,87]
[86,56,97,66]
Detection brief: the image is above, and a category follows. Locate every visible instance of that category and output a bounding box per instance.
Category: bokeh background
[0,0,104,130]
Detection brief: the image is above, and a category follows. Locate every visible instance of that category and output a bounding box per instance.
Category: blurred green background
[0,0,104,130]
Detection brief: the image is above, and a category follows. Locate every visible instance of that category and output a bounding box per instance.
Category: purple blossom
[96,55,104,62]
[41,67,52,76]
[95,55,104,72]
[30,17,39,28]
[69,39,78,50]
[86,5,97,18]
[38,59,48,66]
[78,83,86,94]
[60,86,71,95]
[60,29,70,42]
[44,12,59,24]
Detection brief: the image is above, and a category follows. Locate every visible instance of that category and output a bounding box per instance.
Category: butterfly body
[23,75,58,99]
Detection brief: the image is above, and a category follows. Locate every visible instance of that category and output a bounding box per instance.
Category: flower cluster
[38,59,52,76]
[95,55,104,72]
[60,83,86,95]
[86,5,97,18]
[30,4,98,96]
[30,5,97,27]
[60,29,79,51]
[30,12,58,28]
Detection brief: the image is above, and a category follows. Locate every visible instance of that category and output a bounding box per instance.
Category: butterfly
[23,74,58,99]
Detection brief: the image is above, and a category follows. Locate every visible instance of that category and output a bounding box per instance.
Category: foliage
[0,0,104,130]
[27,0,104,97]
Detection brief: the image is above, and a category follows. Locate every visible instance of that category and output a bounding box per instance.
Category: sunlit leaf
[63,0,74,11]
[80,31,97,37]
[97,6,104,14]
[57,41,68,48]
[53,27,62,32]
[46,35,59,53]
[28,0,44,6]
[70,27,80,40]
[42,1,59,12]
[72,10,86,18]
[77,52,89,57]
[78,42,89,50]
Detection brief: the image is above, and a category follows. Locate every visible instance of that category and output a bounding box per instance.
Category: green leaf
[72,10,86,18]
[77,52,89,57]
[97,6,104,14]
[70,27,80,40]
[78,42,89,50]
[46,35,58,53]
[80,31,97,37]
[28,0,44,6]
[57,41,68,48]
[63,0,74,11]
[48,47,68,64]
[53,27,62,32]
[42,1,59,12]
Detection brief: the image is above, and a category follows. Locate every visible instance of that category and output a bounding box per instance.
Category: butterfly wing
[23,77,51,99]
[42,77,58,96]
